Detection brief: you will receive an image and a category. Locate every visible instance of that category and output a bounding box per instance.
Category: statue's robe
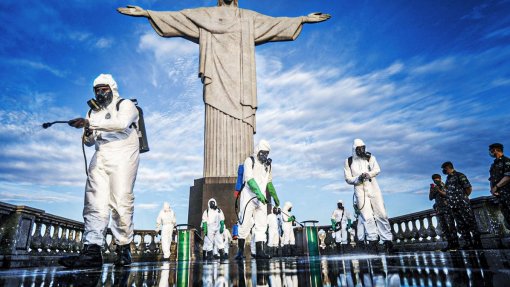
[147,6,304,176]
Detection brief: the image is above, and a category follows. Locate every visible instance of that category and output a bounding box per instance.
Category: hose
[279,209,304,227]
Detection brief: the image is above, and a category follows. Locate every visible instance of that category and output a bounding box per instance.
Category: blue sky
[1,0,509,230]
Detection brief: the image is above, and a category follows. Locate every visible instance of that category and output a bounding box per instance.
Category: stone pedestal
[188,177,238,230]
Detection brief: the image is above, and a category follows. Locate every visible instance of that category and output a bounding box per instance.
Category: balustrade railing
[0,202,201,268]
[2,195,509,268]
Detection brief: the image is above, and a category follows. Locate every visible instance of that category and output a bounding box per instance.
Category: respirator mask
[355,145,371,159]
[88,84,113,111]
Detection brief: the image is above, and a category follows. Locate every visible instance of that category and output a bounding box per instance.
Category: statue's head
[217,0,238,7]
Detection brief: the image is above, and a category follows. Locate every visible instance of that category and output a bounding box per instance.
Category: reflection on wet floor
[1,250,510,286]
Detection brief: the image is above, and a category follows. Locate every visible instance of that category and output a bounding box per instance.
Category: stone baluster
[41,223,53,254]
[137,232,146,254]
[148,234,157,253]
[426,215,437,240]
[51,224,60,254]
[30,221,43,253]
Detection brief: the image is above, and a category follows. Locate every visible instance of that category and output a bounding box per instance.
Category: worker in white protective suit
[267,206,282,257]
[156,202,177,260]
[281,201,297,256]
[236,140,280,260]
[202,198,227,260]
[59,74,140,268]
[214,226,232,258]
[331,200,352,253]
[344,139,393,253]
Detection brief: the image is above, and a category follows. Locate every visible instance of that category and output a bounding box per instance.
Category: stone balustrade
[2,195,510,267]
[305,196,510,254]
[0,202,202,268]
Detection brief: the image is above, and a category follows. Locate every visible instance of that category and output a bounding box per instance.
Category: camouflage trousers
[497,189,510,228]
[449,203,480,242]
[436,209,458,245]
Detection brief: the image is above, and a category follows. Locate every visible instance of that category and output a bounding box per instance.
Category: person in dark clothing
[488,143,510,227]
[441,161,482,250]
[429,173,459,251]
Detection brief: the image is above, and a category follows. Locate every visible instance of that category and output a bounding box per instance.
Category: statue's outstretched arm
[117,5,149,17]
[303,12,331,23]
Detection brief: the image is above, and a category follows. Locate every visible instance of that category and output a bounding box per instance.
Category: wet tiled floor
[1,250,509,286]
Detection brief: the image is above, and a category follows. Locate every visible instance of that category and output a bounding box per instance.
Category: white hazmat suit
[202,198,226,252]
[344,139,393,242]
[238,140,273,242]
[331,200,352,244]
[267,211,281,248]
[281,202,295,246]
[82,74,140,246]
[156,202,176,259]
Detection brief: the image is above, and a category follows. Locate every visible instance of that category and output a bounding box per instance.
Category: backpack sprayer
[41,98,149,177]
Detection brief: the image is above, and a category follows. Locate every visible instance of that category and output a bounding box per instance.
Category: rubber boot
[58,244,103,268]
[368,240,378,254]
[202,250,206,260]
[206,251,214,260]
[290,245,297,257]
[473,235,483,250]
[383,241,394,254]
[219,249,228,260]
[114,244,132,266]
[235,239,246,260]
[255,241,271,259]
[460,238,474,250]
[213,252,220,259]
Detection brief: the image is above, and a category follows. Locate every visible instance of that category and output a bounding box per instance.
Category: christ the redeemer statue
[118,0,330,177]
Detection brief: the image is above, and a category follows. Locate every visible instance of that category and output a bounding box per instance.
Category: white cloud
[95,37,114,49]
[138,32,197,61]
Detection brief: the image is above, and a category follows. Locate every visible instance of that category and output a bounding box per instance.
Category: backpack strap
[250,156,255,168]
[348,156,353,168]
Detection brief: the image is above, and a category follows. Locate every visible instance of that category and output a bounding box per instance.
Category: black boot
[290,245,297,257]
[202,250,206,259]
[205,250,214,260]
[115,244,132,266]
[58,244,103,268]
[473,235,483,250]
[383,241,394,254]
[235,239,246,260]
[368,240,379,254]
[255,241,271,259]
[219,249,228,260]
[460,238,474,250]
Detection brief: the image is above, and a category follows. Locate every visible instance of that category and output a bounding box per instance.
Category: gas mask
[209,201,217,210]
[89,85,113,109]
[273,207,280,215]
[489,150,496,158]
[288,208,292,213]
[337,203,344,209]
[433,179,441,185]
[257,150,270,164]
[355,146,371,159]
[442,169,448,175]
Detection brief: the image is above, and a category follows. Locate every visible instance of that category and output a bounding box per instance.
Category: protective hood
[338,200,343,204]
[163,202,171,212]
[93,74,120,100]
[283,201,292,212]
[352,138,365,158]
[254,139,271,156]
[208,198,217,211]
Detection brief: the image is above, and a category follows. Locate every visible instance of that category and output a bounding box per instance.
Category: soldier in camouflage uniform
[429,174,459,251]
[441,161,482,250]
[488,143,510,227]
